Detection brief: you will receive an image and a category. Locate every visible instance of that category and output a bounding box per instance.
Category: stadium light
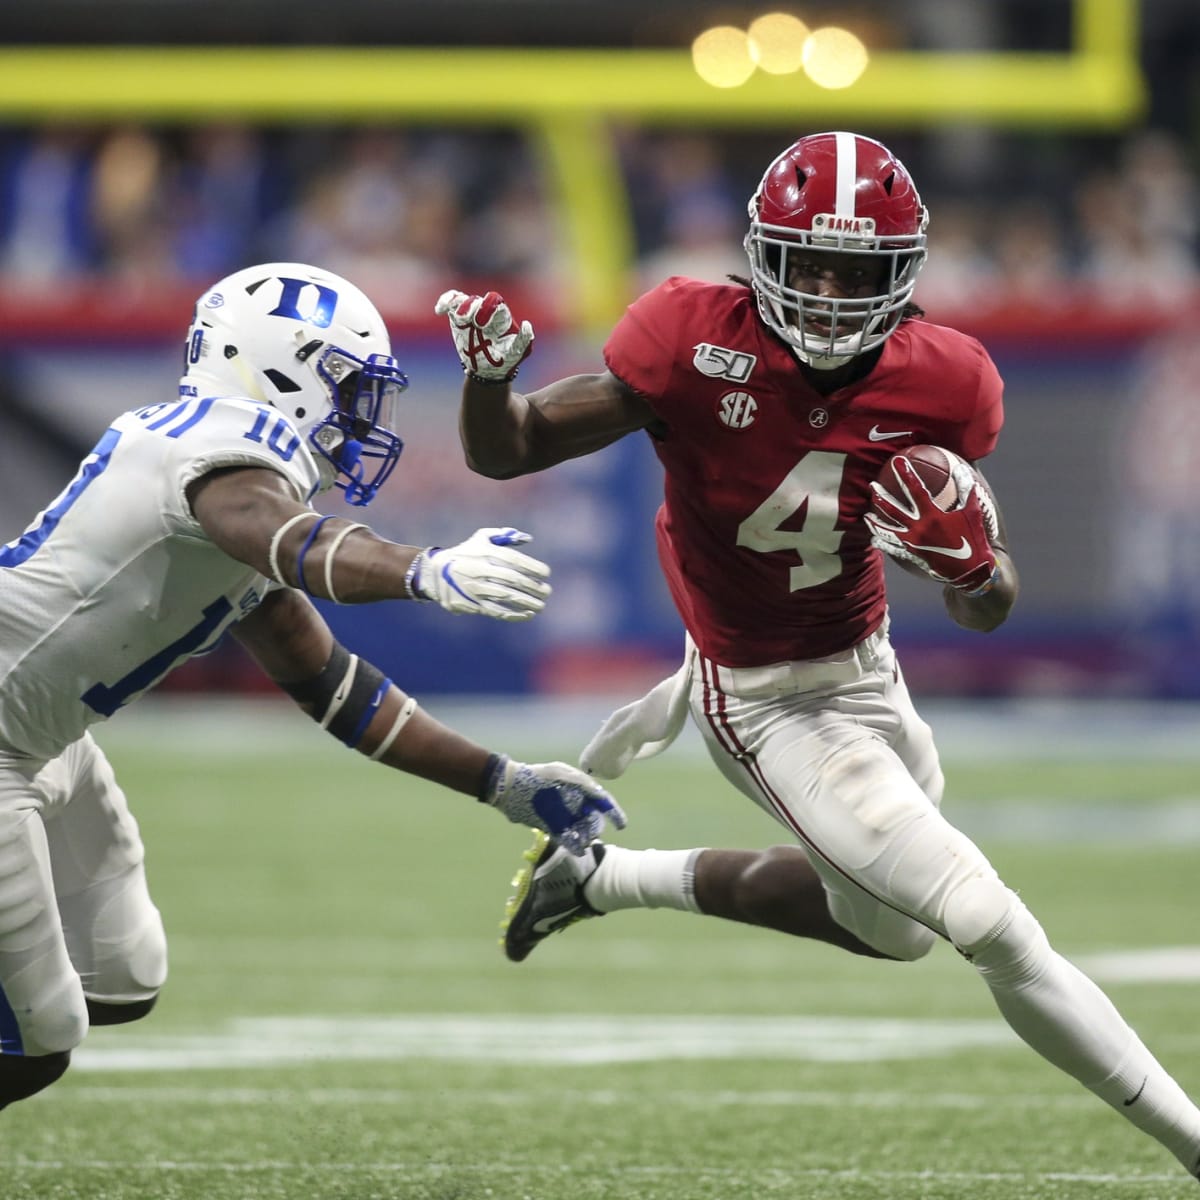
[691,26,756,89]
[699,13,865,89]
[747,13,810,75]
[802,27,870,89]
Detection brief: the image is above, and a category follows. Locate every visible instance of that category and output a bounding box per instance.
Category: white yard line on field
[55,1084,1095,1110]
[1077,945,1200,982]
[73,1012,1019,1071]
[2,1160,1183,1188]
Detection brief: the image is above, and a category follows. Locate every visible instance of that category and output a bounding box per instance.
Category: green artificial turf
[4,705,1199,1199]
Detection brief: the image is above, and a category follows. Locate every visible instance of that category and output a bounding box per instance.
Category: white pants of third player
[689,620,1200,1173]
[0,733,167,1058]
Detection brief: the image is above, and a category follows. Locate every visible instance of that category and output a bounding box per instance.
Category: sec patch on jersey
[876,444,968,511]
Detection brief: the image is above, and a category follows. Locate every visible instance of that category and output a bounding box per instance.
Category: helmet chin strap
[790,344,857,371]
[786,306,893,371]
[787,323,861,371]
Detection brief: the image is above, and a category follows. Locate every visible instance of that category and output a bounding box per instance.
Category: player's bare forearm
[190,466,419,602]
[238,599,625,841]
[194,466,551,620]
[458,378,539,477]
[369,703,491,794]
[459,371,653,479]
[943,547,1018,631]
[234,591,491,793]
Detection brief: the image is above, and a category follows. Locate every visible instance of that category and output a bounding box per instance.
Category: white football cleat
[501,831,604,963]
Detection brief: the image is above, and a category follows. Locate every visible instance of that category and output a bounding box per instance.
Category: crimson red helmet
[745,131,928,366]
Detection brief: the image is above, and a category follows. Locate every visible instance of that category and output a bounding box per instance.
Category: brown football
[878,444,963,511]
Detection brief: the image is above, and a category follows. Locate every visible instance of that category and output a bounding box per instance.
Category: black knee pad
[86,994,159,1027]
[0,1050,71,1110]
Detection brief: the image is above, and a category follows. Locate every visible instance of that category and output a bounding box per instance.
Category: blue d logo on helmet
[268,278,339,330]
[179,263,407,507]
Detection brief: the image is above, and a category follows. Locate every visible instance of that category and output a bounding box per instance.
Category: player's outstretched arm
[188,466,550,621]
[232,590,626,852]
[436,288,654,478]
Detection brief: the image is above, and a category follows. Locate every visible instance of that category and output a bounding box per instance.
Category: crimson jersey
[603,277,1004,667]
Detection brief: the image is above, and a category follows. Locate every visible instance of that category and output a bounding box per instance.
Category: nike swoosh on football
[868,426,913,441]
[910,537,973,560]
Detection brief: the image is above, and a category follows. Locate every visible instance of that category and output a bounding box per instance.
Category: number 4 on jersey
[735,451,847,591]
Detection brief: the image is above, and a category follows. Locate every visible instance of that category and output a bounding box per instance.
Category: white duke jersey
[0,394,322,760]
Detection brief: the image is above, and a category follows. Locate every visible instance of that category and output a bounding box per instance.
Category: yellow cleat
[498,829,604,963]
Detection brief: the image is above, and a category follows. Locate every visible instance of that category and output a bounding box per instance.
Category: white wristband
[323,522,368,604]
[267,511,321,586]
[369,696,418,761]
[404,549,433,601]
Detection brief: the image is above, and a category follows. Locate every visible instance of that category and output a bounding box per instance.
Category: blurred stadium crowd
[0,124,553,316]
[1,121,1196,314]
[3,115,1200,701]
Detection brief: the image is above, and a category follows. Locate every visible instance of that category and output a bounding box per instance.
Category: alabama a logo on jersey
[693,342,756,383]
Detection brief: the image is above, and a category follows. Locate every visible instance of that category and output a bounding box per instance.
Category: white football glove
[406,527,551,621]
[435,289,534,382]
[481,755,628,855]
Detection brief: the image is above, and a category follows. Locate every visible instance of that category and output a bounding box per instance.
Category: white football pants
[692,622,948,959]
[0,733,167,1057]
[688,621,1200,1172]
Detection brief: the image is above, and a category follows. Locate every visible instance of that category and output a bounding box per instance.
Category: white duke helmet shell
[180,262,408,506]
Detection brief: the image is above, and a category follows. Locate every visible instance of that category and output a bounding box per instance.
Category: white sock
[974,905,1200,1176]
[583,845,702,914]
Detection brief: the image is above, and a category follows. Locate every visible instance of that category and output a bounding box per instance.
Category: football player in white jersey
[0,262,625,1111]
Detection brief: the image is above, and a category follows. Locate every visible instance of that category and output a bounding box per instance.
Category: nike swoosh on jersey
[910,537,973,560]
[868,426,913,441]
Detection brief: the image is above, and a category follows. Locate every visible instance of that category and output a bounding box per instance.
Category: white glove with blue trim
[406,527,551,621]
[482,755,628,855]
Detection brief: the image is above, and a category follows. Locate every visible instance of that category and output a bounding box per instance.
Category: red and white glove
[435,289,534,383]
[865,456,999,596]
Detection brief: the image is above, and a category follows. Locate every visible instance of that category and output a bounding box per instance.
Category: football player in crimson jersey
[0,262,626,1113]
[437,132,1200,1180]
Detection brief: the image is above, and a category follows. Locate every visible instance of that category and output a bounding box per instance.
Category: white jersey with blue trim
[0,394,323,760]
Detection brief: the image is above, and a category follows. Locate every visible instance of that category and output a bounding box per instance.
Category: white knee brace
[17,969,89,1057]
[86,905,168,1003]
[60,866,168,1004]
[942,871,1048,984]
